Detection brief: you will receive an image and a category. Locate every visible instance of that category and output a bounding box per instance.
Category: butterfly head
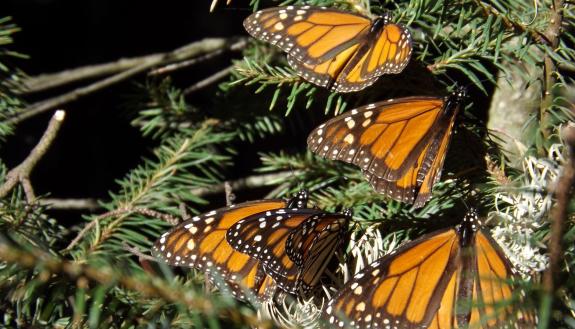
[456,208,481,246]
[342,208,353,217]
[451,86,468,102]
[371,12,393,35]
[287,189,309,209]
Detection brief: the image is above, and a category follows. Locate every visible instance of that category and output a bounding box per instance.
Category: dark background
[2,0,249,201]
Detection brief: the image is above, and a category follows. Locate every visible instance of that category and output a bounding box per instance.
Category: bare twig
[183,66,234,95]
[64,207,180,252]
[39,198,101,210]
[21,53,166,94]
[123,243,157,262]
[179,203,191,222]
[224,181,235,206]
[541,124,575,326]
[189,171,299,197]
[0,110,66,202]
[20,38,247,94]
[9,38,247,124]
[149,49,224,76]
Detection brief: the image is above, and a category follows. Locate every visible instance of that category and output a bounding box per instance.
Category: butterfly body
[323,210,535,328]
[244,6,412,92]
[226,206,351,294]
[151,191,308,302]
[308,89,466,207]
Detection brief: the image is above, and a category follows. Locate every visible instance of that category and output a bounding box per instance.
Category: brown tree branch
[20,38,246,94]
[9,38,247,124]
[541,124,575,325]
[539,0,564,142]
[0,110,66,202]
[21,53,165,94]
[39,198,101,210]
[473,0,549,45]
[183,66,234,95]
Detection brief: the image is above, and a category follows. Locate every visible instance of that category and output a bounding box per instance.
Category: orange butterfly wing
[362,105,458,207]
[323,211,534,328]
[308,91,464,207]
[152,199,287,302]
[244,6,412,92]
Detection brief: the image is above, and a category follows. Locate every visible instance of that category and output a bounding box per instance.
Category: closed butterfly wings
[151,191,308,302]
[307,90,465,207]
[244,6,412,92]
[323,211,535,328]
[226,207,350,294]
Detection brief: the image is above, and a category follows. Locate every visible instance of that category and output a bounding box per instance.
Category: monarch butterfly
[307,88,466,207]
[322,209,536,328]
[151,190,308,302]
[226,207,351,294]
[243,6,412,93]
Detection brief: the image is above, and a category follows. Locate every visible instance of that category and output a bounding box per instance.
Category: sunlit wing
[244,6,412,92]
[244,6,371,65]
[308,97,445,180]
[362,111,456,207]
[324,229,459,327]
[323,210,535,328]
[152,199,290,302]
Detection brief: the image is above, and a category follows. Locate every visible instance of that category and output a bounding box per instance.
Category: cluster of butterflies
[151,4,536,329]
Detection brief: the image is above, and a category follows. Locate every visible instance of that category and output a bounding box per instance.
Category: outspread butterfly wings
[323,210,536,328]
[151,191,308,302]
[244,6,412,93]
[307,89,465,207]
[226,207,351,294]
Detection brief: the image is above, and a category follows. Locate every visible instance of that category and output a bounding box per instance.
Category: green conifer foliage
[1,0,574,327]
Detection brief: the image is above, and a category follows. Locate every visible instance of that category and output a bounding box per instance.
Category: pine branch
[68,121,234,259]
[0,110,65,202]
[540,0,565,142]
[0,241,270,328]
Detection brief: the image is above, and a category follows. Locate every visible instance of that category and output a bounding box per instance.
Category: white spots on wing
[204,217,214,224]
[254,235,262,242]
[294,15,303,21]
[363,110,373,118]
[317,128,323,136]
[362,119,371,127]
[355,302,366,312]
[274,22,284,30]
[344,134,354,144]
[279,13,288,20]
[296,10,306,15]
[346,119,356,129]
[187,240,195,250]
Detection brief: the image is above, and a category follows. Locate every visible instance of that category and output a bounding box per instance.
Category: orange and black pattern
[244,6,412,93]
[322,210,536,328]
[151,191,308,302]
[226,207,351,294]
[307,88,466,207]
